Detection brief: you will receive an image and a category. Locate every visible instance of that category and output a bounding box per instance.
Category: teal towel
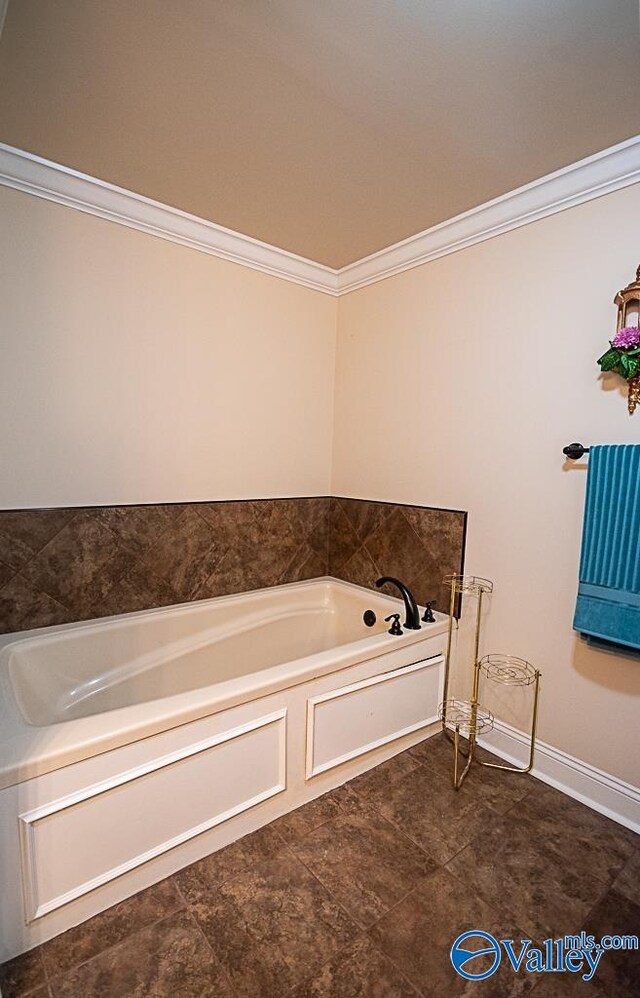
[573,444,640,651]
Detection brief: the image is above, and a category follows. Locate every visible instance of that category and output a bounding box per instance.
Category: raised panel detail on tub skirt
[19,710,286,921]
[305,657,443,779]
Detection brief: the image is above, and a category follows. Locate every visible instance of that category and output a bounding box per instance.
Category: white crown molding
[479,718,640,834]
[0,143,339,295]
[337,134,640,294]
[1,136,639,297]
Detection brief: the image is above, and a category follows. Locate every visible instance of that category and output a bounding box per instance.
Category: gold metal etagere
[439,573,541,789]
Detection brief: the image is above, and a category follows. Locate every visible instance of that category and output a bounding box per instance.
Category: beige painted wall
[0,186,337,507]
[2,177,639,783]
[333,183,640,785]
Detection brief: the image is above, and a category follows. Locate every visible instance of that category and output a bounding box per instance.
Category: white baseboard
[478,719,640,835]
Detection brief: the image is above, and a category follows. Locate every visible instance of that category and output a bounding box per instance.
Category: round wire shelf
[480,654,539,687]
[442,573,494,596]
[439,698,495,736]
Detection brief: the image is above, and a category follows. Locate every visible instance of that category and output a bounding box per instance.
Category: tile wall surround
[0,498,466,635]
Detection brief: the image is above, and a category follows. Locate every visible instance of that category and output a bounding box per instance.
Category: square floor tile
[42,878,182,978]
[48,910,232,998]
[0,948,47,998]
[290,935,419,997]
[272,784,365,843]
[291,810,437,928]
[446,814,610,940]
[611,846,640,906]
[375,763,498,864]
[582,888,640,997]
[347,751,423,806]
[369,866,535,996]
[174,823,286,904]
[514,783,638,884]
[190,851,359,996]
[409,733,534,813]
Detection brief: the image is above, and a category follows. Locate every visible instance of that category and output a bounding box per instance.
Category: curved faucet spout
[375,576,421,630]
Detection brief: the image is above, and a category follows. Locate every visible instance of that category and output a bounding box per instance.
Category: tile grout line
[95,519,182,612]
[10,512,133,620]
[0,506,81,624]
[333,499,384,552]
[271,845,406,996]
[174,902,241,998]
[293,925,427,998]
[191,505,231,585]
[275,770,437,995]
[171,847,272,996]
[144,506,220,603]
[41,894,187,989]
[362,921,428,998]
[10,509,85,608]
[256,796,424,994]
[0,555,16,575]
[327,501,361,574]
[441,857,534,937]
[173,827,364,998]
[441,790,632,945]
[2,577,72,634]
[357,875,437,997]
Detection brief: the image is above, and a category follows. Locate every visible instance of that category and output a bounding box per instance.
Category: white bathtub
[0,577,447,960]
[5,576,427,726]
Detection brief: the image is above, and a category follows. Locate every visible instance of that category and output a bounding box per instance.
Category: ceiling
[0,1,639,268]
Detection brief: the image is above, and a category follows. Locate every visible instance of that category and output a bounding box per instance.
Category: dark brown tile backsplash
[0,498,465,634]
[329,499,466,612]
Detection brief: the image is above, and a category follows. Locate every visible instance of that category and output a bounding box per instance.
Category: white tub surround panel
[306,657,443,778]
[19,711,287,922]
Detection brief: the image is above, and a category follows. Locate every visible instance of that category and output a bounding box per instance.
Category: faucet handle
[422,601,436,623]
[384,613,403,636]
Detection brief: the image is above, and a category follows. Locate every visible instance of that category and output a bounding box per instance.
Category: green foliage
[597,347,621,372]
[597,343,640,382]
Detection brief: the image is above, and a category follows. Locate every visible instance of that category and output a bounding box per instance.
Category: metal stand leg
[440,572,458,733]
[453,723,474,790]
[477,667,541,774]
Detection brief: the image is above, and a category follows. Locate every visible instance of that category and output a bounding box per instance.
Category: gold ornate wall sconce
[598,264,640,414]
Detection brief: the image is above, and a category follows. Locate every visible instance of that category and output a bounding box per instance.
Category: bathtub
[0,577,447,960]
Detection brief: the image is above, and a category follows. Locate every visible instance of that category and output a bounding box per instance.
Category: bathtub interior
[2,579,407,727]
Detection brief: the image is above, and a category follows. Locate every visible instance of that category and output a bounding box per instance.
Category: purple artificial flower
[613,326,640,349]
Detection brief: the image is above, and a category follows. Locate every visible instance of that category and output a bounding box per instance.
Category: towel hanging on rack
[573,444,640,651]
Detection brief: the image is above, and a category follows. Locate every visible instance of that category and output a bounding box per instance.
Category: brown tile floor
[1,734,638,997]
